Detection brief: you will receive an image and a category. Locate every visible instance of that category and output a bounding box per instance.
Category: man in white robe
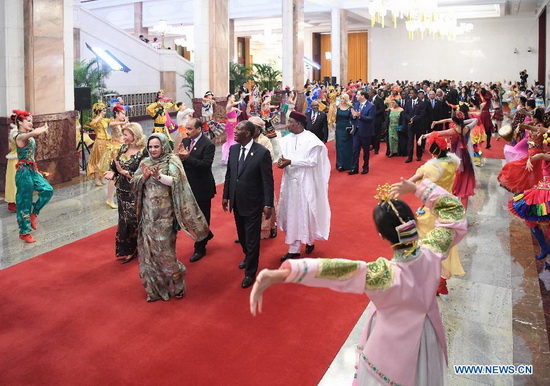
[277,111,331,261]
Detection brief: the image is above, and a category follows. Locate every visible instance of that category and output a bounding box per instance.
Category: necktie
[312,112,317,124]
[190,139,196,149]
[432,100,435,108]
[237,146,246,174]
[413,100,416,108]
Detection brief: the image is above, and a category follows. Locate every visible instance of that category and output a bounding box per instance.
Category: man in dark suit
[404,88,426,163]
[223,120,274,288]
[306,101,328,142]
[425,90,444,131]
[177,118,216,263]
[350,89,376,175]
[370,88,386,154]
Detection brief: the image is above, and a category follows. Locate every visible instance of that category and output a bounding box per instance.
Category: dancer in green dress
[12,110,53,243]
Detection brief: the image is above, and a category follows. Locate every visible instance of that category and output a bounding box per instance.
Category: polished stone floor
[1,127,550,384]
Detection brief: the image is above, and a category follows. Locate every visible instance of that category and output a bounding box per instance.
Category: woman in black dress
[104,122,146,263]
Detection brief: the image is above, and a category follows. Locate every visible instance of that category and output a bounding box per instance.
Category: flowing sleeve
[283,257,396,293]
[416,178,467,255]
[290,144,322,168]
[169,157,209,242]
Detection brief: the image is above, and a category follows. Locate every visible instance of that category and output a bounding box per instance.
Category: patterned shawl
[133,133,209,241]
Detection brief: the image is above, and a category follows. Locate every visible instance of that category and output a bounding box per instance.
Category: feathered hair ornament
[375,184,419,252]
[112,104,125,115]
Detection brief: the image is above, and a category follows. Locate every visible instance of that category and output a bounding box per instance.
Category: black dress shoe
[234,239,240,243]
[416,157,422,161]
[241,276,255,289]
[280,253,301,262]
[238,260,246,269]
[348,169,358,175]
[361,169,369,175]
[305,244,315,254]
[405,158,413,163]
[270,228,278,238]
[337,167,343,171]
[189,252,205,263]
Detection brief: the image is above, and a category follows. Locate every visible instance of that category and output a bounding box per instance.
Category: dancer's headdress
[112,104,124,115]
[11,109,31,123]
[375,183,419,256]
[426,131,448,152]
[92,102,105,115]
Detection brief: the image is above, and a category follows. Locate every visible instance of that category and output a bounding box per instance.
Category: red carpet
[0,141,422,385]
[483,137,506,159]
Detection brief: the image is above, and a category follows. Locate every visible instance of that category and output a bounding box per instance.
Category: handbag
[346,126,356,135]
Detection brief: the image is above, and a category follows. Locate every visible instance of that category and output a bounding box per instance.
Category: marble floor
[1,126,550,384]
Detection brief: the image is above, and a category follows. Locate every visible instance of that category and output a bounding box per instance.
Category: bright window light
[304,57,321,70]
[85,43,131,72]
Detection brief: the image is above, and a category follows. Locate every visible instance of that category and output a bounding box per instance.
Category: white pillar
[193,0,210,98]
[330,9,341,84]
[330,9,348,85]
[193,0,229,98]
[0,0,25,116]
[282,0,304,89]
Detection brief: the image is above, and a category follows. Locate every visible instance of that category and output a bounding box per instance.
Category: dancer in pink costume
[221,93,241,164]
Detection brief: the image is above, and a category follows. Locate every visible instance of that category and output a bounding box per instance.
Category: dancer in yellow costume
[146,89,175,147]
[4,126,18,212]
[87,102,111,186]
[409,131,464,295]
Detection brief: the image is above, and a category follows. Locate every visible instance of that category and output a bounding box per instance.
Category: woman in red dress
[498,108,547,194]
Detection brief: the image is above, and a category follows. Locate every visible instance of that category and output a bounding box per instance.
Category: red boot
[30,213,38,230]
[19,234,36,243]
[7,203,16,212]
[437,278,448,296]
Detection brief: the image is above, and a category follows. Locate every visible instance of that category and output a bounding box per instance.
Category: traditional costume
[86,102,112,177]
[13,110,53,239]
[415,132,464,295]
[4,127,18,211]
[147,90,175,146]
[498,125,544,193]
[278,111,331,254]
[132,133,209,302]
[282,179,466,386]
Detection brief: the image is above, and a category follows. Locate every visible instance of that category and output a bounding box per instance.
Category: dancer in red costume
[509,127,550,269]
[431,106,477,209]
[498,108,546,194]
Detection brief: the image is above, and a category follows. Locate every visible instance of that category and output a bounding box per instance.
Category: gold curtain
[348,32,368,82]
[320,34,331,80]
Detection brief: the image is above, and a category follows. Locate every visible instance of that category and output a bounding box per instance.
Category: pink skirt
[221,120,237,163]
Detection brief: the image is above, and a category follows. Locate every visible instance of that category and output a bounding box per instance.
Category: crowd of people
[5,70,550,384]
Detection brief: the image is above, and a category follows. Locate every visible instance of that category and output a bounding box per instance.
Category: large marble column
[0,0,78,193]
[331,9,348,85]
[282,0,304,90]
[193,0,229,98]
[229,18,236,63]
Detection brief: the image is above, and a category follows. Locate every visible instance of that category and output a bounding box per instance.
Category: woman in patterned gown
[104,123,146,263]
[132,133,209,302]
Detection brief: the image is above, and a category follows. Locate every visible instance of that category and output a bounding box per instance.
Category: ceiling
[80,0,548,36]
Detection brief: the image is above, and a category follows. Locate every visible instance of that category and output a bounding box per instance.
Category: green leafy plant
[229,62,252,93]
[181,69,194,99]
[251,63,281,91]
[73,58,113,104]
